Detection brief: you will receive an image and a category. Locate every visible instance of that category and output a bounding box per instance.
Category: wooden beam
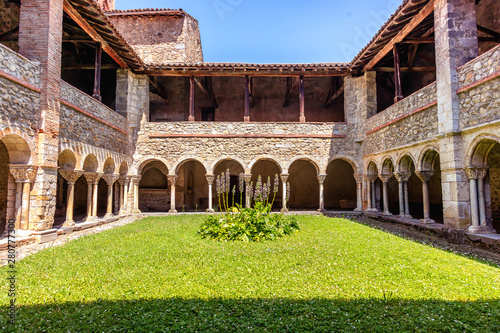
[373,66,436,72]
[147,77,170,104]
[365,0,435,70]
[244,75,250,122]
[205,77,218,108]
[393,44,403,102]
[324,77,344,107]
[188,76,195,121]
[63,0,128,68]
[194,77,209,97]
[402,37,434,43]
[249,77,254,108]
[477,25,500,39]
[92,42,102,102]
[0,26,19,41]
[283,77,294,108]
[62,64,118,70]
[142,70,348,77]
[299,75,305,123]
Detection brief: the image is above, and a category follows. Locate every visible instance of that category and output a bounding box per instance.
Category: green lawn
[2,215,500,332]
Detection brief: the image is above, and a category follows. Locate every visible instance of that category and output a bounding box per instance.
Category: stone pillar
[117,176,125,214]
[123,176,130,213]
[83,172,102,222]
[378,174,392,215]
[415,170,435,224]
[102,174,119,218]
[131,175,142,214]
[206,175,215,213]
[365,175,378,212]
[435,0,479,229]
[280,174,289,212]
[353,174,363,212]
[394,172,411,218]
[18,0,64,231]
[10,166,37,230]
[168,175,178,213]
[59,170,83,226]
[465,168,481,233]
[317,174,327,212]
[244,174,252,209]
[476,168,495,233]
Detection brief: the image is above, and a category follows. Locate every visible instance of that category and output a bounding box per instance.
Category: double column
[83,172,103,222]
[393,172,412,218]
[118,176,131,215]
[415,170,435,224]
[365,174,379,212]
[168,175,178,213]
[102,173,119,218]
[466,167,495,234]
[317,174,327,212]
[131,175,142,214]
[59,170,83,226]
[353,174,363,212]
[10,165,37,230]
[378,174,392,215]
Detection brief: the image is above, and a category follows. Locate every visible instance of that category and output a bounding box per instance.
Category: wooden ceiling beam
[63,0,128,68]
[365,0,435,70]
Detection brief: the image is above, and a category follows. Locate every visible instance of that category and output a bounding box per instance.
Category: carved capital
[365,174,378,182]
[378,173,392,183]
[10,165,37,183]
[415,170,434,182]
[118,175,131,186]
[84,172,103,185]
[205,174,215,185]
[131,175,142,185]
[244,174,253,183]
[393,172,411,182]
[353,173,364,184]
[317,174,327,184]
[102,173,119,186]
[59,170,83,184]
[476,167,488,180]
[168,175,178,185]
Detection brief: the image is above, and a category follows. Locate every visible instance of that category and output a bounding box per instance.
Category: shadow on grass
[3,298,500,332]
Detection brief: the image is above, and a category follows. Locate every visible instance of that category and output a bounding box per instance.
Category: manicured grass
[1,215,500,332]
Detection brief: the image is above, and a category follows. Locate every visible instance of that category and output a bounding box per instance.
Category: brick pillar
[18,0,64,231]
[434,0,478,229]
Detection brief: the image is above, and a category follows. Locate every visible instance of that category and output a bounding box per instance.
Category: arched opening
[0,134,31,232]
[55,149,78,227]
[420,150,443,224]
[288,160,318,210]
[214,159,245,208]
[177,160,208,212]
[381,158,399,215]
[138,160,169,212]
[77,154,99,220]
[250,159,282,210]
[325,159,356,210]
[399,155,422,218]
[471,139,500,233]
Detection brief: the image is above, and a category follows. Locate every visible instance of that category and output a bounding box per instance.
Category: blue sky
[117,0,401,64]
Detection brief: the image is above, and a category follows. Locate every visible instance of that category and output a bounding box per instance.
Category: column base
[281,208,289,213]
[479,226,497,234]
[420,218,435,224]
[382,211,392,216]
[82,216,99,222]
[132,209,141,214]
[318,208,326,213]
[104,213,114,219]
[354,207,363,212]
[169,209,178,214]
[206,208,215,213]
[62,220,75,227]
[468,225,484,234]
[188,116,195,122]
[366,208,378,212]
[244,116,250,123]
[404,214,413,219]
[299,116,306,123]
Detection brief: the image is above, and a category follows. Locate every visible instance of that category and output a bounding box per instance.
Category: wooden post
[92,42,102,102]
[299,75,305,122]
[393,43,403,102]
[188,76,195,121]
[244,75,250,122]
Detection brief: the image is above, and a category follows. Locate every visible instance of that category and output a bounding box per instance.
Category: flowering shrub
[198,171,298,242]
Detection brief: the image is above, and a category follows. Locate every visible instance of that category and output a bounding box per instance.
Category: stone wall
[0,75,40,132]
[0,141,8,232]
[109,14,203,64]
[59,81,129,155]
[134,122,359,174]
[457,45,500,88]
[0,39,39,87]
[362,83,438,155]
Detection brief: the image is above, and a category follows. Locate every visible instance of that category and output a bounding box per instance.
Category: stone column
[280,174,289,212]
[465,168,481,233]
[206,175,215,212]
[83,172,102,222]
[10,165,37,230]
[244,174,252,209]
[435,0,479,230]
[102,174,119,218]
[117,176,125,215]
[365,175,378,212]
[123,176,130,213]
[394,172,411,218]
[317,174,327,212]
[168,175,178,213]
[353,174,363,212]
[378,174,392,215]
[415,170,435,224]
[59,170,83,226]
[476,168,495,233]
[131,175,142,214]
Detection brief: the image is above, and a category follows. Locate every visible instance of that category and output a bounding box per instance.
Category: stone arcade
[0,0,499,244]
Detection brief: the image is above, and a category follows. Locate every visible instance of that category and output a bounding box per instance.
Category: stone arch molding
[0,127,36,164]
[466,134,500,167]
[395,152,416,173]
[134,157,172,176]
[285,156,321,175]
[247,155,285,174]
[326,155,359,174]
[380,156,395,175]
[418,146,440,171]
[173,156,209,175]
[209,156,248,175]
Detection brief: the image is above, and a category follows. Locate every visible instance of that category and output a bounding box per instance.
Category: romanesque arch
[366,161,381,211]
[139,160,169,212]
[380,157,398,215]
[176,159,208,211]
[288,159,319,210]
[325,159,356,210]
[396,154,421,218]
[250,158,282,210]
[213,158,245,207]
[418,148,443,223]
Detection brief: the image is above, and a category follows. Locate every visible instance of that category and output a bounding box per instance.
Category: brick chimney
[95,0,115,11]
